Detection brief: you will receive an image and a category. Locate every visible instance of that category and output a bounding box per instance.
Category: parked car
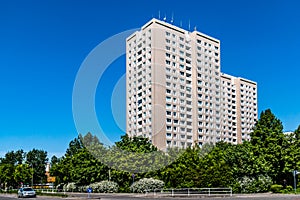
[17,187,36,198]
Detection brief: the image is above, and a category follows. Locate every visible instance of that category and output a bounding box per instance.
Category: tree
[0,163,16,188]
[250,109,286,183]
[283,125,300,185]
[0,150,26,188]
[26,149,48,185]
[0,150,25,165]
[197,143,235,188]
[68,149,108,185]
[65,137,83,157]
[14,164,33,186]
[51,134,108,186]
[115,135,158,153]
[159,147,202,188]
[50,155,60,166]
[50,136,84,184]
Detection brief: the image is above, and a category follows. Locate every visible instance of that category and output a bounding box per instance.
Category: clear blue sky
[1,0,300,158]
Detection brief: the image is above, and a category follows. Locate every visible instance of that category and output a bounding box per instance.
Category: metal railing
[145,187,232,197]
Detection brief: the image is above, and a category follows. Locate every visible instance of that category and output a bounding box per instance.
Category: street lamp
[293,170,300,193]
[31,164,34,187]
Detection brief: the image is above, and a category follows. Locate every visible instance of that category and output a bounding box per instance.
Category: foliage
[50,134,109,186]
[90,181,118,193]
[96,135,174,173]
[158,147,201,188]
[130,178,164,193]
[280,185,293,193]
[0,149,46,188]
[284,125,300,185]
[26,149,48,184]
[63,182,78,192]
[197,143,235,188]
[236,175,272,193]
[0,163,16,187]
[115,135,158,153]
[250,109,286,183]
[270,184,283,193]
[45,110,300,193]
[2,109,300,194]
[50,155,59,165]
[256,175,273,192]
[14,164,32,186]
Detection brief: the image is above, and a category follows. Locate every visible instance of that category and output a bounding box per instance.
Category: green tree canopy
[26,149,48,184]
[250,109,286,183]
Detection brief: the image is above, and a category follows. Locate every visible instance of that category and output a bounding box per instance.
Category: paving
[1,192,300,200]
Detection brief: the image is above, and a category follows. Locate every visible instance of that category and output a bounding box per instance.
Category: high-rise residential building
[126,18,257,151]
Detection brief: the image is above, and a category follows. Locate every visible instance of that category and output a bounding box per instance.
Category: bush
[90,181,118,193]
[56,183,64,191]
[238,176,256,193]
[130,178,164,193]
[63,182,78,192]
[270,184,283,193]
[255,175,272,192]
[236,175,272,193]
[280,185,293,193]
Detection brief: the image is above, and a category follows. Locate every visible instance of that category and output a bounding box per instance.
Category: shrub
[270,184,283,193]
[236,175,272,193]
[63,182,78,192]
[255,175,272,192]
[90,181,118,193]
[238,176,256,193]
[280,185,294,193]
[130,178,164,193]
[78,185,89,192]
[56,183,64,191]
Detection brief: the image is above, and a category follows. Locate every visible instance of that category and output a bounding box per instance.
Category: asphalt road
[1,193,300,200]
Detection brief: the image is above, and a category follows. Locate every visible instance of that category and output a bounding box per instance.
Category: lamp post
[293,170,300,193]
[31,164,34,187]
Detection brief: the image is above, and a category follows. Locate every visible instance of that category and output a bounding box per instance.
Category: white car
[17,187,36,198]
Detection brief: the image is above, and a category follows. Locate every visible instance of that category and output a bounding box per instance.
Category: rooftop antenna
[163,14,167,21]
[188,19,191,31]
[158,10,161,19]
[171,12,174,24]
[194,26,197,31]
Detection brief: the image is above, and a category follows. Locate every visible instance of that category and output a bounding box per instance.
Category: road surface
[1,193,300,200]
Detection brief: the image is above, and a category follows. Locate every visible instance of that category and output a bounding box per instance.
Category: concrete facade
[126,18,257,150]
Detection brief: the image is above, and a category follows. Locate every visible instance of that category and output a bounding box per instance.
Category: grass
[36,191,68,198]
